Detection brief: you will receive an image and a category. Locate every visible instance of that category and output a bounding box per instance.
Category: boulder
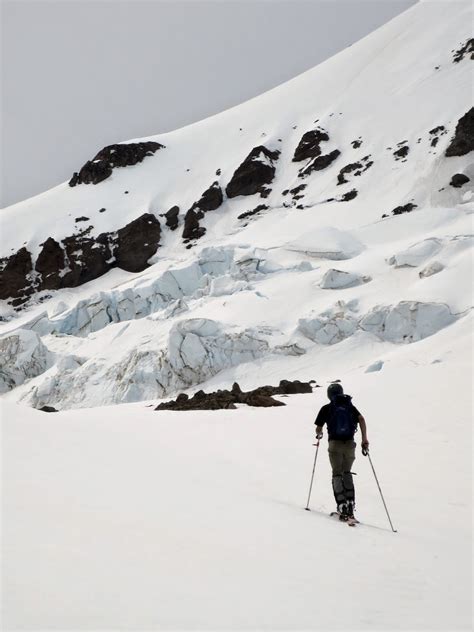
[449,173,470,187]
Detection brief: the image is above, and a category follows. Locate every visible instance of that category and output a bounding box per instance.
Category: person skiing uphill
[314,383,369,521]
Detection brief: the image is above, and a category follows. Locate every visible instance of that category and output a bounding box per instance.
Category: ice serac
[0,329,52,393]
[19,318,305,409]
[298,301,458,345]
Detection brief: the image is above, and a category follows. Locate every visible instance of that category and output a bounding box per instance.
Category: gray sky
[1,0,416,207]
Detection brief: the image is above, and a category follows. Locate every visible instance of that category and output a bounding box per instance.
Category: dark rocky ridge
[226,146,280,198]
[0,214,161,304]
[445,108,474,157]
[155,380,313,411]
[69,141,164,187]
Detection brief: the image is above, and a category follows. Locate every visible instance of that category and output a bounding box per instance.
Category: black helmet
[327,383,343,400]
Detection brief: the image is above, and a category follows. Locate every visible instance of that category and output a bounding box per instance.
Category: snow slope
[2,317,472,629]
[1,2,473,627]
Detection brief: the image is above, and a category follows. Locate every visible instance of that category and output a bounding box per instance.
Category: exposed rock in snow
[388,238,443,267]
[450,173,470,187]
[190,181,224,212]
[337,155,373,185]
[287,227,364,260]
[155,379,312,411]
[445,107,474,157]
[452,37,474,63]
[0,247,34,306]
[390,202,417,216]
[113,213,162,272]
[238,204,269,221]
[182,208,206,242]
[292,128,329,162]
[0,214,161,303]
[163,206,180,230]
[393,143,409,160]
[0,329,53,393]
[226,146,280,198]
[429,125,447,147]
[298,149,340,178]
[69,141,164,186]
[359,301,456,343]
[419,261,444,278]
[319,269,371,289]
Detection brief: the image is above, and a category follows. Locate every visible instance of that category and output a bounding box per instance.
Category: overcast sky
[1,0,416,207]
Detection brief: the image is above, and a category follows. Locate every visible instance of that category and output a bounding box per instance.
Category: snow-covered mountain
[1,0,472,411]
[2,3,473,629]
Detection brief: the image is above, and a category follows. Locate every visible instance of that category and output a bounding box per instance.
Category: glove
[361,441,369,456]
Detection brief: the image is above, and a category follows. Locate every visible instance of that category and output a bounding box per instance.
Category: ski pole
[305,438,321,510]
[366,450,397,532]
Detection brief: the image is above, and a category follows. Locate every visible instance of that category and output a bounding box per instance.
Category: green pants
[328,439,356,507]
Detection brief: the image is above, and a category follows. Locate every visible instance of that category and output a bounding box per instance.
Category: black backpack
[328,394,357,440]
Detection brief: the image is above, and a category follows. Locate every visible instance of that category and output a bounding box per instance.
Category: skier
[314,383,369,521]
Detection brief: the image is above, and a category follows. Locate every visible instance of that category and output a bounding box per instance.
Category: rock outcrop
[445,108,474,156]
[0,214,161,304]
[69,141,164,186]
[155,379,312,411]
[292,129,329,162]
[298,149,340,178]
[226,146,280,198]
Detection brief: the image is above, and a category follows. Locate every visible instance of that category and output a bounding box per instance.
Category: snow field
[2,348,471,630]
